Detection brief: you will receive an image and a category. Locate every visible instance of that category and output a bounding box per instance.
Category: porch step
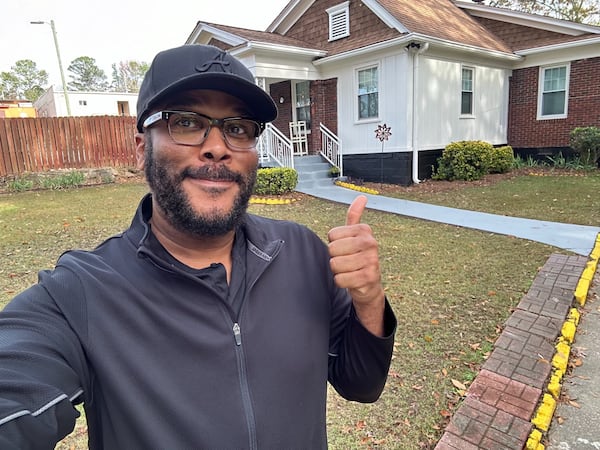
[294,155,334,190]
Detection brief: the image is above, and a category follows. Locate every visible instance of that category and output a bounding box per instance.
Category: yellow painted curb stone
[547,372,562,399]
[525,429,544,450]
[552,339,571,373]
[531,394,557,432]
[575,277,591,306]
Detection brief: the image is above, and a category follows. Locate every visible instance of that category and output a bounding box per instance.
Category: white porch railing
[257,123,294,169]
[319,123,342,176]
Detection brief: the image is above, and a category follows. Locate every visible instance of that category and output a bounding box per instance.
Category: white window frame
[292,80,311,133]
[460,66,475,117]
[355,63,380,123]
[537,63,570,120]
[327,1,350,41]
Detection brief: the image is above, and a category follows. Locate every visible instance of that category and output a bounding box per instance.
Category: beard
[144,137,256,237]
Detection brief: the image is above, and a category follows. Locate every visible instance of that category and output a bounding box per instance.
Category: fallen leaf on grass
[451,379,467,391]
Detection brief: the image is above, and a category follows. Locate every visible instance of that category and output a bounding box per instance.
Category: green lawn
[0,169,597,449]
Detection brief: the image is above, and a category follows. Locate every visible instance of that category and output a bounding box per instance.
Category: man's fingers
[345,195,368,226]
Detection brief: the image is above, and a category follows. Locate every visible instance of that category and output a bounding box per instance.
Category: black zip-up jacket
[0,195,396,449]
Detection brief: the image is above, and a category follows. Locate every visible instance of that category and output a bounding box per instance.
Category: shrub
[488,145,514,174]
[7,178,34,192]
[513,155,540,169]
[41,171,85,190]
[433,140,493,181]
[253,167,298,195]
[570,126,600,167]
[328,166,340,178]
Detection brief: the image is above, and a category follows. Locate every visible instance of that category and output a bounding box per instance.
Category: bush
[488,145,514,174]
[41,171,85,190]
[570,126,600,167]
[433,140,493,181]
[253,167,298,195]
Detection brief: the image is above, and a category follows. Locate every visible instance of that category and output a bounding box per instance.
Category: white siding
[418,56,510,148]
[35,87,138,118]
[319,49,510,157]
[321,51,411,155]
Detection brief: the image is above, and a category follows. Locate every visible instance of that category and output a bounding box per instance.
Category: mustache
[181,165,243,183]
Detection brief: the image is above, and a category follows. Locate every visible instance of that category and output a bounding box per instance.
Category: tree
[484,0,600,24]
[0,60,49,101]
[67,56,109,91]
[111,60,149,93]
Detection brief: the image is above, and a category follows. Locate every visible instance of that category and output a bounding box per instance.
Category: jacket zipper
[233,323,242,346]
[228,241,283,449]
[232,322,258,450]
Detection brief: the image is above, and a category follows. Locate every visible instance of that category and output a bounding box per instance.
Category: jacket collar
[126,193,282,263]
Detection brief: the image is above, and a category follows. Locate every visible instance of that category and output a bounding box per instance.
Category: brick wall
[508,57,600,150]
[270,81,292,136]
[310,78,338,153]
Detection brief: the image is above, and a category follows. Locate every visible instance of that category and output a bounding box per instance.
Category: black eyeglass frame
[142,110,266,150]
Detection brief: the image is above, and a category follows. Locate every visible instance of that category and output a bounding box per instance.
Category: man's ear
[135,133,146,170]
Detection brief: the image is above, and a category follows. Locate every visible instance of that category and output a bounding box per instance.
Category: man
[0,44,395,449]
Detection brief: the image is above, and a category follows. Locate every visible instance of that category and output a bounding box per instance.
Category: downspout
[406,42,429,184]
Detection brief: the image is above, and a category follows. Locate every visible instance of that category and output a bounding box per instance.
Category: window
[327,2,350,41]
[357,66,379,120]
[294,81,311,130]
[461,67,474,115]
[539,64,569,118]
[78,100,87,106]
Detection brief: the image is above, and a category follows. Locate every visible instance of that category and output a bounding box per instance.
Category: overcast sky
[1,0,290,86]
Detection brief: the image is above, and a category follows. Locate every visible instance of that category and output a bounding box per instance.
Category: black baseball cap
[136,44,278,132]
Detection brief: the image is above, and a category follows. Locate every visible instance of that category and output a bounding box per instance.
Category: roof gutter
[233,41,327,58]
[515,36,600,55]
[313,33,521,66]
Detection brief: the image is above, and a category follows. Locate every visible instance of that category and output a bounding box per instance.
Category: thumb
[346,195,368,226]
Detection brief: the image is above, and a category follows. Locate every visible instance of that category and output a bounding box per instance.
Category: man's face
[136,90,259,237]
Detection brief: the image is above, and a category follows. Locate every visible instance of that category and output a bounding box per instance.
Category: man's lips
[182,165,242,184]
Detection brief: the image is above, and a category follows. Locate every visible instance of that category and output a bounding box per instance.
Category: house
[34,86,138,118]
[0,100,36,118]
[186,0,600,185]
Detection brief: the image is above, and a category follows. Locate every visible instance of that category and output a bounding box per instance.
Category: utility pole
[30,19,72,116]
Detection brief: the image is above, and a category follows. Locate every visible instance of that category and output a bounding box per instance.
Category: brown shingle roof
[377,0,513,53]
[471,16,599,52]
[201,22,323,51]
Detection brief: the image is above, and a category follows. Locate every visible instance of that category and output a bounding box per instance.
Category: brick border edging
[435,242,600,450]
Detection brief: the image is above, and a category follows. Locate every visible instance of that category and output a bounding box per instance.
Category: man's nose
[198,126,231,160]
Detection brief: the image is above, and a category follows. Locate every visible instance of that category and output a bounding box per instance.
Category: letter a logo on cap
[195,51,231,74]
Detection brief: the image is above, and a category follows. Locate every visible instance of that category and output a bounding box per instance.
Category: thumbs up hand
[327,195,385,336]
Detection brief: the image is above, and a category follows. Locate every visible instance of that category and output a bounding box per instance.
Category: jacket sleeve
[0,277,88,448]
[327,292,397,403]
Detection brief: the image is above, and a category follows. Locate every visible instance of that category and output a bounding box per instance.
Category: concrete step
[294,155,335,190]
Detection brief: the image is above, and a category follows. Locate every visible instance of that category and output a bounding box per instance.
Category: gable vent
[328,2,350,41]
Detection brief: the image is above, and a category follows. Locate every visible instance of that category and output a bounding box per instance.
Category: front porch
[257,122,342,188]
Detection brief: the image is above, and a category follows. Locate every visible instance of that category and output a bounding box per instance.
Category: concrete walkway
[298,184,600,256]
[298,183,600,449]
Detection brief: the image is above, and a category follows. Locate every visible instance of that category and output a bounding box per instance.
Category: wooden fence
[0,116,138,177]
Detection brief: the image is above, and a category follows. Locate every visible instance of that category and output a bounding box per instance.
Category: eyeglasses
[142,110,265,150]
